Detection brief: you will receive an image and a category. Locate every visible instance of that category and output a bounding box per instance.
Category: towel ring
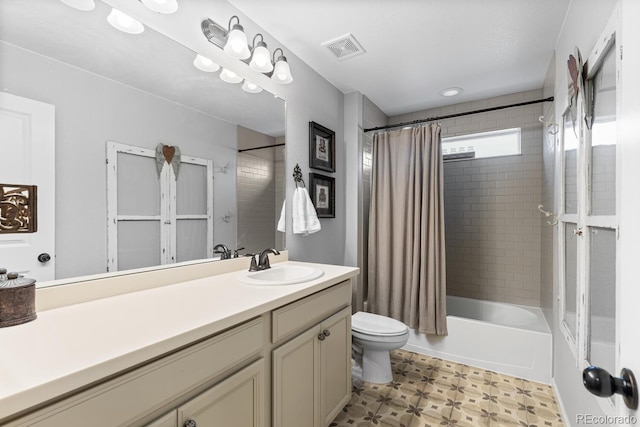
[293,163,305,188]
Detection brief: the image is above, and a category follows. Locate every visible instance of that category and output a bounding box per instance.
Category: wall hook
[217,162,231,174]
[538,115,559,135]
[537,204,558,226]
[222,210,233,222]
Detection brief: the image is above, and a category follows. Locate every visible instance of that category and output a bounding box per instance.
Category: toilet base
[361,348,393,384]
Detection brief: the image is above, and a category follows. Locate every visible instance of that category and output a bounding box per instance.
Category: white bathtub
[403,295,552,383]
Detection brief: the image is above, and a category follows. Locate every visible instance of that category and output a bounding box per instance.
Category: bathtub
[403,295,552,383]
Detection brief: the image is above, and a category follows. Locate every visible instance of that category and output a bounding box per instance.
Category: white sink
[237,265,324,286]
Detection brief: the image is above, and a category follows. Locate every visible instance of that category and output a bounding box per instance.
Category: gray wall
[390,90,544,307]
[0,41,237,279]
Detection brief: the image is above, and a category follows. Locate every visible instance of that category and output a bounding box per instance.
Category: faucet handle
[233,247,246,258]
[248,254,259,271]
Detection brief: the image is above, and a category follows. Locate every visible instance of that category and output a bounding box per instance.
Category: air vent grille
[322,33,365,60]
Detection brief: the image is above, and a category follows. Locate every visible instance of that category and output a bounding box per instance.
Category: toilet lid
[352,312,408,336]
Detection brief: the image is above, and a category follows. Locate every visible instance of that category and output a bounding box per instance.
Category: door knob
[37,253,51,263]
[583,366,638,409]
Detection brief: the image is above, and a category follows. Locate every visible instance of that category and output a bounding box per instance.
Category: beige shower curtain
[367,124,447,335]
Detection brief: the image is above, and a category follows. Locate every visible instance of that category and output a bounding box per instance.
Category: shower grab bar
[538,204,559,226]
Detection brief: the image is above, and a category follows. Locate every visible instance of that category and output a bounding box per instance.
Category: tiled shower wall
[390,90,544,307]
[237,153,276,254]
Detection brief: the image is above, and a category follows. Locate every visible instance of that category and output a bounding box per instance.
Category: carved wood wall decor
[0,184,37,233]
[155,143,181,179]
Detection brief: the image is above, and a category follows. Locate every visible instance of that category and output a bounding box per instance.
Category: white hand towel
[292,187,321,235]
[277,200,286,232]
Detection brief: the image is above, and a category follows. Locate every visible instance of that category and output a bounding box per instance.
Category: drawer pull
[323,329,331,337]
[184,419,197,427]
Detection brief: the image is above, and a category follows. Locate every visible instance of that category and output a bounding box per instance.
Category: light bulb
[249,42,273,73]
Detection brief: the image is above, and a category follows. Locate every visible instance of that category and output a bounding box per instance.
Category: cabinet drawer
[272,280,351,344]
[9,318,264,427]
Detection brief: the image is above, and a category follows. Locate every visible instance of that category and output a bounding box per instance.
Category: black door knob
[583,366,638,409]
[37,253,51,263]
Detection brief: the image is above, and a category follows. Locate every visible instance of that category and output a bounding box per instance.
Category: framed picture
[309,121,335,172]
[309,173,335,218]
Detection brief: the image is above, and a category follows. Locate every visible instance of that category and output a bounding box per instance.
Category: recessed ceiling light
[440,87,462,97]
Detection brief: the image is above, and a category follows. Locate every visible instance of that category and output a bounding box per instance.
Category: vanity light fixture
[223,16,251,60]
[249,34,273,73]
[220,68,243,84]
[440,87,462,97]
[242,80,263,94]
[271,48,293,84]
[107,8,144,34]
[59,0,95,11]
[193,54,220,73]
[140,0,178,14]
[201,17,294,85]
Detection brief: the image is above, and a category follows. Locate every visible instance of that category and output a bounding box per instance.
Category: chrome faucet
[213,244,231,260]
[248,248,280,271]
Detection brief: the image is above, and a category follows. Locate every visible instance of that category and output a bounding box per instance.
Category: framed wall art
[309,121,335,172]
[309,173,335,218]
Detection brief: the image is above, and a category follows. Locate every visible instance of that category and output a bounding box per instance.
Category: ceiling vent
[322,33,366,60]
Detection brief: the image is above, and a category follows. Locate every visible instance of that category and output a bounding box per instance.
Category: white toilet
[351,311,410,384]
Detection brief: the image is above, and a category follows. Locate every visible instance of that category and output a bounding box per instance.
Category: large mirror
[0,0,286,283]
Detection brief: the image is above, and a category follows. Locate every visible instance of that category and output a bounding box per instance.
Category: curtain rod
[237,143,285,153]
[363,96,554,133]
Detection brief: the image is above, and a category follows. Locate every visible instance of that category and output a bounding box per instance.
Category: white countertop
[0,260,358,421]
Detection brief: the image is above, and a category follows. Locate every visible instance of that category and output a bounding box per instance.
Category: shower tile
[331,349,564,427]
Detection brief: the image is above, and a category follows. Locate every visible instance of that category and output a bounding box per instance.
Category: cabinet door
[272,325,320,427]
[320,307,352,426]
[178,359,265,427]
[145,411,176,427]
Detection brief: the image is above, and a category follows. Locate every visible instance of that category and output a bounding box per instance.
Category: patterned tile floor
[330,349,564,427]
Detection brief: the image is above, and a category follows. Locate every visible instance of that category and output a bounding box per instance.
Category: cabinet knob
[184,420,197,427]
[317,333,326,341]
[323,329,331,337]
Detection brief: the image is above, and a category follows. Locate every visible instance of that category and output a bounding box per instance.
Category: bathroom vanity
[0,253,358,427]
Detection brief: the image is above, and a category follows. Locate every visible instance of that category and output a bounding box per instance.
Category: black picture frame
[309,173,335,218]
[309,121,335,172]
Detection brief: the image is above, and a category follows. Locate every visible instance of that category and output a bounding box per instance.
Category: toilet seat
[352,311,408,336]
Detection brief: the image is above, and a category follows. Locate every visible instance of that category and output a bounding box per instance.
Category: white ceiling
[228,0,571,117]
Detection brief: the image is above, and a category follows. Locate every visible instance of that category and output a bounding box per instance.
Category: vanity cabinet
[1,272,356,427]
[5,318,265,427]
[272,281,352,427]
[148,359,265,427]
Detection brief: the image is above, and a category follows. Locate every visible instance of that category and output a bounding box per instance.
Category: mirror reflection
[0,0,286,283]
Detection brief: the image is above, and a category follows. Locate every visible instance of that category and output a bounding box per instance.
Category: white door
[618,0,640,419]
[0,92,55,281]
[559,4,640,417]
